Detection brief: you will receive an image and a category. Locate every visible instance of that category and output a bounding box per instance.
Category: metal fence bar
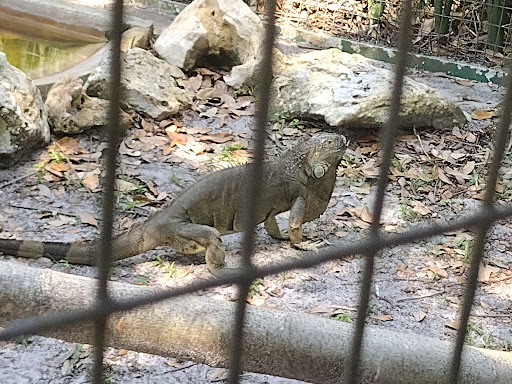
[448,61,512,383]
[228,0,277,383]
[91,0,125,382]
[346,0,414,382]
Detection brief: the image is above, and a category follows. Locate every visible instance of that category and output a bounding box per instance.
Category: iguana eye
[313,164,328,178]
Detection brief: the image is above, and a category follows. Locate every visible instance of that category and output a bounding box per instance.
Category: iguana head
[300,133,347,179]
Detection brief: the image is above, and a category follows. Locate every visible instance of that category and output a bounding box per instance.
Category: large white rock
[84,48,189,120]
[271,49,467,130]
[153,0,264,89]
[46,75,132,135]
[0,52,49,168]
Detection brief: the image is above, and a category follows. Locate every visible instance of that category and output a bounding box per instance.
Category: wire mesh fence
[1,0,512,383]
[257,0,512,67]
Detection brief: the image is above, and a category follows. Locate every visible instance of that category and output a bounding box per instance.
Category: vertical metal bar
[345,0,413,382]
[227,1,277,383]
[448,61,512,383]
[91,1,125,383]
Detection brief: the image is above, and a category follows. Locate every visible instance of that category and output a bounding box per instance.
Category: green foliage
[134,275,150,285]
[49,148,66,164]
[169,171,182,184]
[452,237,472,262]
[366,304,378,317]
[15,335,32,347]
[269,110,305,132]
[248,278,265,298]
[331,313,352,323]
[153,256,176,278]
[398,198,421,221]
[220,143,247,163]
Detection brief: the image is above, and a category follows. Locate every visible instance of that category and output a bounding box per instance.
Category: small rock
[154,0,264,89]
[46,75,132,134]
[85,48,190,119]
[35,257,53,265]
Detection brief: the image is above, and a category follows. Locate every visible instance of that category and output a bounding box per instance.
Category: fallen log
[0,261,511,384]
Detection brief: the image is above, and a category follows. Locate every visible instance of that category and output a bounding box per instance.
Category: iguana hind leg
[264,216,288,240]
[167,223,226,275]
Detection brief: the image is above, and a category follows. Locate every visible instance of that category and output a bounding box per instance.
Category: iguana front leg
[288,196,306,244]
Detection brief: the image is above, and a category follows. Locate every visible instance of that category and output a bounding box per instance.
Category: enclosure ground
[0,55,511,383]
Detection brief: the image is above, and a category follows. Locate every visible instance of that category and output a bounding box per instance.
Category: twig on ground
[395,290,446,302]
[0,171,38,189]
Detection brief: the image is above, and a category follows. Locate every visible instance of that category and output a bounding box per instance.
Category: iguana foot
[292,239,327,252]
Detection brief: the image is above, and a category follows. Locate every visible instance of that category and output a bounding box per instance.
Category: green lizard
[0,133,347,275]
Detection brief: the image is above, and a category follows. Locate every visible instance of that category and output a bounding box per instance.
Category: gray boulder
[84,48,189,120]
[0,52,49,168]
[271,49,467,130]
[46,75,132,135]
[153,0,264,89]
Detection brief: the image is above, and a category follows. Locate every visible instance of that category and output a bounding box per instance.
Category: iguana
[0,133,347,275]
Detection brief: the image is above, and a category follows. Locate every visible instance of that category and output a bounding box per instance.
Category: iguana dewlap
[0,133,347,275]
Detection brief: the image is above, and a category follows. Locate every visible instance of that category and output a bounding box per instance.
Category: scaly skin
[0,133,347,275]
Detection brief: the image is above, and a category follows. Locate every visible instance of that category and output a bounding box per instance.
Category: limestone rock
[84,48,189,120]
[154,0,264,89]
[271,49,467,130]
[46,75,132,135]
[0,52,49,168]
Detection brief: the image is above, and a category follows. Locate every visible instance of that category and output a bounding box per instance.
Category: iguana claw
[292,239,327,253]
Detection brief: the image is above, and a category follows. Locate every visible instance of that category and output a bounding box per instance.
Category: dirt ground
[0,47,511,383]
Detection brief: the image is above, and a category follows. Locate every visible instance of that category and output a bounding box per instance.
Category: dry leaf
[78,211,98,227]
[427,266,448,278]
[360,205,373,223]
[462,161,475,175]
[82,173,99,190]
[471,110,495,120]
[38,184,54,199]
[413,310,427,322]
[456,79,473,86]
[410,200,431,215]
[372,314,392,321]
[187,74,203,92]
[466,132,477,143]
[115,179,138,192]
[477,265,500,282]
[165,130,187,145]
[119,216,134,229]
[200,107,218,118]
[445,321,459,330]
[196,87,214,100]
[247,297,266,306]
[138,136,168,148]
[200,132,233,144]
[174,270,190,279]
[117,349,128,356]
[208,368,227,382]
[57,137,80,154]
[50,163,70,172]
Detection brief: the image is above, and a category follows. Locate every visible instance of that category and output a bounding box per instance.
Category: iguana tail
[0,219,164,265]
